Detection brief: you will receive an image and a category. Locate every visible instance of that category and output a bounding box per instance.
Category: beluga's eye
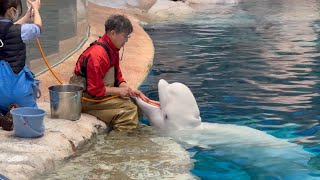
[165,114,168,120]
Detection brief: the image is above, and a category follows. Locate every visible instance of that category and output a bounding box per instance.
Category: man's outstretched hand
[133,90,150,102]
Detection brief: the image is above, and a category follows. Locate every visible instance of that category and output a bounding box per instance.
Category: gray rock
[148,0,195,19]
[0,102,107,179]
[0,102,195,179]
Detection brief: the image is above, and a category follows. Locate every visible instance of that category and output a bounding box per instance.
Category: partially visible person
[70,14,149,131]
[0,0,42,129]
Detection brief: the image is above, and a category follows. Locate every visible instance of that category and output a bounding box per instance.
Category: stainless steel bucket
[49,84,83,121]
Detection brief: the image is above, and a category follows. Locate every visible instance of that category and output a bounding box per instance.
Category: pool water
[139,0,320,179]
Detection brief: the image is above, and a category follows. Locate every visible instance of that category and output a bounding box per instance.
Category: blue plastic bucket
[10,107,46,138]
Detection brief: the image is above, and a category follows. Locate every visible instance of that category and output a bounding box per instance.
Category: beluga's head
[133,79,201,130]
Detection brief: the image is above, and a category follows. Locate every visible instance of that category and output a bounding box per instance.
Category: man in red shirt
[70,14,149,131]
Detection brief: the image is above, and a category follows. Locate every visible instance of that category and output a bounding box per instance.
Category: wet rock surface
[37,126,196,179]
[0,102,195,179]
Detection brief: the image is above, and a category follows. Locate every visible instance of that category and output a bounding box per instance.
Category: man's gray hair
[105,14,133,35]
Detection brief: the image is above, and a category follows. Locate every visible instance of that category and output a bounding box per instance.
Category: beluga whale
[132,79,320,179]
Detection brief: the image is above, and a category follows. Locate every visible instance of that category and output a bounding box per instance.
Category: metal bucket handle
[44,92,78,104]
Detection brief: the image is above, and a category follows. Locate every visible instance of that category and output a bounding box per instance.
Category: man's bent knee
[113,105,139,131]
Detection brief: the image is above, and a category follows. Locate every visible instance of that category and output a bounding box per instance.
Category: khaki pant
[82,94,139,131]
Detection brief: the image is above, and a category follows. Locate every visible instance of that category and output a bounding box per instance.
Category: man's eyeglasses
[120,33,131,39]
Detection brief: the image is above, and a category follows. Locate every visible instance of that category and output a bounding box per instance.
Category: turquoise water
[140,0,320,179]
